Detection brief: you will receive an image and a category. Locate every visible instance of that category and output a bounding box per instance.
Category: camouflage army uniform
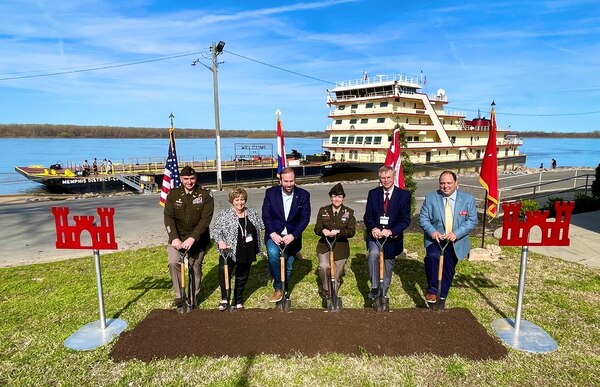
[164,184,214,301]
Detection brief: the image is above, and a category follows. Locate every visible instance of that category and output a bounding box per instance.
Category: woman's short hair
[228,187,248,203]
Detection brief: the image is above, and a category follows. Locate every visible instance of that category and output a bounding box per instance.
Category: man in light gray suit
[419,171,477,308]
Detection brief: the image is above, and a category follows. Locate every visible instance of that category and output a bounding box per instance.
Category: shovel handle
[379,251,384,279]
[280,255,285,286]
[329,251,335,277]
[223,260,230,291]
[437,252,445,283]
[180,260,185,288]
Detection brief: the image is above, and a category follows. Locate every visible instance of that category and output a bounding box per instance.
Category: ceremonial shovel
[176,251,193,313]
[324,236,342,312]
[276,243,292,312]
[220,248,235,312]
[431,240,450,311]
[373,237,389,312]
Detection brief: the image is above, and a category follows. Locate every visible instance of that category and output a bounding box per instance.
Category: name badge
[245,235,253,243]
[379,216,389,226]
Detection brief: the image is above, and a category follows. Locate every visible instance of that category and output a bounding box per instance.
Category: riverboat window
[418,119,422,124]
[331,136,338,144]
[365,136,373,145]
[377,117,385,123]
[380,102,388,107]
[406,118,409,124]
[355,136,363,144]
[366,102,374,108]
[374,136,382,145]
[347,136,355,144]
[335,120,342,125]
[351,104,358,109]
[361,118,368,124]
[339,137,346,144]
[450,136,456,144]
[338,105,346,110]
[403,102,406,107]
[349,119,358,124]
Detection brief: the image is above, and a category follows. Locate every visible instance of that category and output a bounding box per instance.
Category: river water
[1,137,598,195]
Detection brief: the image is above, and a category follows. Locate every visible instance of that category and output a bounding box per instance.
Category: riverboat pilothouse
[322,73,525,174]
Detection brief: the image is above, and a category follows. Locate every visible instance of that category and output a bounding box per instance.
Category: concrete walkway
[529,210,600,268]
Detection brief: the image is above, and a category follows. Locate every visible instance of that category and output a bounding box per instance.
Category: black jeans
[219,255,252,305]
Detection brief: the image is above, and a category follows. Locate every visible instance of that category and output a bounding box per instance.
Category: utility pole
[211,41,225,191]
[192,41,225,191]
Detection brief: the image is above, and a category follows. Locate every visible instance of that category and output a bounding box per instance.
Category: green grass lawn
[1,231,599,386]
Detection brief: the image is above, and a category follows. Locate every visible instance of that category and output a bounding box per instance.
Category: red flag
[159,128,181,207]
[276,114,287,177]
[384,128,405,189]
[479,103,499,218]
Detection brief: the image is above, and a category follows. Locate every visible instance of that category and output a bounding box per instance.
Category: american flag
[159,128,181,206]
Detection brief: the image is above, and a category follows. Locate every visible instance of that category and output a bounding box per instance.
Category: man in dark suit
[364,165,412,301]
[419,170,477,308]
[262,167,311,302]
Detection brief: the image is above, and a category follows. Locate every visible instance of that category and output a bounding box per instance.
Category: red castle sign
[51,207,118,250]
[499,201,575,247]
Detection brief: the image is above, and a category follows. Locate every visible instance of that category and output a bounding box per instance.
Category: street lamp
[192,40,225,191]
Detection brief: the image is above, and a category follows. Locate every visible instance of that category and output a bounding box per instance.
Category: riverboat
[14,158,326,194]
[322,73,525,176]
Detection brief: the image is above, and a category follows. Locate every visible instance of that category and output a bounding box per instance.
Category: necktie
[445,197,453,234]
[383,191,389,214]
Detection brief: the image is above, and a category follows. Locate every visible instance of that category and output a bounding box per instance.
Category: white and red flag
[384,128,405,189]
[276,110,287,177]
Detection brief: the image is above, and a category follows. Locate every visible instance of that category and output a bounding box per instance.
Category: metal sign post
[51,207,127,351]
[492,201,575,353]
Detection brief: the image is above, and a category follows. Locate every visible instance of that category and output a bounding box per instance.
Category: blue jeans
[266,239,295,291]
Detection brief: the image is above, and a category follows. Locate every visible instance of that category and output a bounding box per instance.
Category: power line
[224,49,335,85]
[448,107,600,117]
[2,47,598,118]
[0,50,209,81]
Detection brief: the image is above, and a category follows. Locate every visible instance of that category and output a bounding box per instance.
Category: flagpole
[481,191,488,248]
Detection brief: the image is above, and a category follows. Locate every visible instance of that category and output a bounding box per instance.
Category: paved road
[0,169,593,267]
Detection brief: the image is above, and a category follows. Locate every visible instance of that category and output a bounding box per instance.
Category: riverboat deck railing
[335,74,419,88]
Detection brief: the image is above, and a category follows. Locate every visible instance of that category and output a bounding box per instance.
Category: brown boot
[270,290,283,303]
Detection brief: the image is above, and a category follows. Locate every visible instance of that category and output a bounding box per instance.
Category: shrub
[591,163,600,198]
[543,196,564,218]
[519,199,539,218]
[573,192,600,214]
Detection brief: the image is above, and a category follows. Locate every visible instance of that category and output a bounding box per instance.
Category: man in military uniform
[164,166,214,307]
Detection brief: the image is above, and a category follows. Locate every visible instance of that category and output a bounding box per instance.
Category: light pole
[192,40,225,191]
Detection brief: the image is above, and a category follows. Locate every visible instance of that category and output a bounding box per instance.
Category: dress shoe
[425,293,437,303]
[270,290,283,303]
[368,288,378,301]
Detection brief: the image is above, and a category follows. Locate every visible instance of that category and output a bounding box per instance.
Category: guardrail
[460,169,595,215]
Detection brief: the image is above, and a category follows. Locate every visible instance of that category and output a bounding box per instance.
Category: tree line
[0,124,327,139]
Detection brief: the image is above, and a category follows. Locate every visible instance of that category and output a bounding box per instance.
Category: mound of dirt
[111,307,507,362]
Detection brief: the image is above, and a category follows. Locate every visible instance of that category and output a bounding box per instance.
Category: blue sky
[1,0,599,133]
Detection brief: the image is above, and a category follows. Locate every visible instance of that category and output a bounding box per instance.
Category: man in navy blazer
[262,167,311,302]
[364,165,412,301]
[419,171,477,308]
